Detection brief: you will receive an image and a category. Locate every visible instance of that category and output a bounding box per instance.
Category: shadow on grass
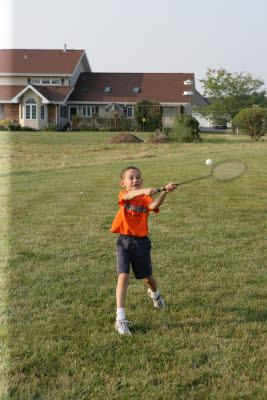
[131,323,153,334]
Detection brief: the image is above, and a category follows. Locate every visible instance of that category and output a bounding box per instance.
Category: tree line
[197,68,267,140]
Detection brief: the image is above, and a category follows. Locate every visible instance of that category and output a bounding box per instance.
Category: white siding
[69,55,90,86]
[192,112,213,128]
[162,107,179,127]
[0,76,28,85]
[19,89,46,130]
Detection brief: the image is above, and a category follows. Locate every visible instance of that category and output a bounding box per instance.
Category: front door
[69,107,78,121]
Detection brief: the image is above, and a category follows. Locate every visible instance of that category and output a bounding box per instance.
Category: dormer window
[104,87,112,93]
[132,87,140,93]
[184,79,194,85]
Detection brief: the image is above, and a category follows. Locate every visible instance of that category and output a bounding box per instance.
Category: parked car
[215,123,227,129]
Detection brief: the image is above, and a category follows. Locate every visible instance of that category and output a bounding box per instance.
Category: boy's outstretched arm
[123,188,158,201]
[149,183,177,211]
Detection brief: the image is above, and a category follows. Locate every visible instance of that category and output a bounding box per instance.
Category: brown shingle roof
[0,49,85,74]
[32,85,74,102]
[0,85,25,101]
[69,72,195,103]
[0,85,73,102]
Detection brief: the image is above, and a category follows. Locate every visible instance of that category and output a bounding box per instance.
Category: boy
[110,166,177,335]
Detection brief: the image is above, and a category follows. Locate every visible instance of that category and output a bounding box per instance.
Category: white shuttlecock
[206,159,212,166]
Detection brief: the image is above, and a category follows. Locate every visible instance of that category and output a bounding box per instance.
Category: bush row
[0,120,35,131]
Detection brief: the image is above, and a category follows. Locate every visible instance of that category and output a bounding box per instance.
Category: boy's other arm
[149,183,177,211]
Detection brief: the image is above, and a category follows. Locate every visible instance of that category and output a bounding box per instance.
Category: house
[0,46,207,130]
[0,46,91,130]
[69,72,197,129]
[192,90,212,128]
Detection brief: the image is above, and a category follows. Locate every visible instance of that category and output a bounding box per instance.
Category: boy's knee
[143,274,154,284]
[117,273,130,287]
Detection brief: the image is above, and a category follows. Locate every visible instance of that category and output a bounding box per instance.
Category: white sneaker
[147,289,165,308]
[114,320,133,335]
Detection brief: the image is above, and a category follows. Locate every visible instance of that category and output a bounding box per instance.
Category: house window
[31,78,62,86]
[26,105,31,119]
[31,79,40,84]
[40,105,45,120]
[82,107,91,117]
[104,87,112,93]
[61,79,65,85]
[132,87,140,93]
[60,106,68,118]
[127,107,134,118]
[25,99,37,120]
[0,104,4,118]
[51,79,61,85]
[32,105,37,119]
[82,106,99,117]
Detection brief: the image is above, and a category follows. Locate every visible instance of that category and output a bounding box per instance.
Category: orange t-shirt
[110,190,159,237]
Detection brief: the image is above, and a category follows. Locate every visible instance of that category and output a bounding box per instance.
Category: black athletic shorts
[116,234,153,279]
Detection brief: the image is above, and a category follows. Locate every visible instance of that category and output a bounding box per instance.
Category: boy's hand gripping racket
[156,159,247,192]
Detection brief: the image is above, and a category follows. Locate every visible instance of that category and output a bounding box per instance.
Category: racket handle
[157,184,180,192]
[156,186,166,192]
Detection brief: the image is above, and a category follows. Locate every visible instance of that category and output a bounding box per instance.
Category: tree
[197,68,265,124]
[134,100,161,131]
[167,115,200,142]
[232,108,267,141]
[246,91,267,108]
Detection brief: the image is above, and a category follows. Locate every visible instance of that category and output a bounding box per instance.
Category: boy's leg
[116,273,130,309]
[144,274,165,308]
[115,273,132,335]
[143,274,157,292]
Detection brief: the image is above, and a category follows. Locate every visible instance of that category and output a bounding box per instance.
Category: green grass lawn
[0,131,266,399]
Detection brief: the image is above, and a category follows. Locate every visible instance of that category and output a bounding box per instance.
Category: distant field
[0,131,266,399]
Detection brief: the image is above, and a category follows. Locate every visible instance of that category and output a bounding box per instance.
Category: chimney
[63,44,67,52]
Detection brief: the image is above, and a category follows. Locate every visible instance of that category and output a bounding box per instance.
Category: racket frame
[156,159,247,192]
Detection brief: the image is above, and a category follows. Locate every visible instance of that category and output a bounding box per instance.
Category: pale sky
[1,0,267,92]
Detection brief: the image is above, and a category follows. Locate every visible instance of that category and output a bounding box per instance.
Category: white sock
[116,308,126,322]
[150,289,159,299]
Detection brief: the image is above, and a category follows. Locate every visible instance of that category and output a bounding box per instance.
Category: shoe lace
[121,320,133,327]
[118,320,133,332]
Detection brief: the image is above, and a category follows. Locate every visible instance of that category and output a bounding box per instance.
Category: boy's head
[120,166,143,191]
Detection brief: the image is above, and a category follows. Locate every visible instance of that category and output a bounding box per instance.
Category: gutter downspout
[55,104,57,130]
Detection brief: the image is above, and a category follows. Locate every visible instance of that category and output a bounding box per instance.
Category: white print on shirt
[123,204,147,213]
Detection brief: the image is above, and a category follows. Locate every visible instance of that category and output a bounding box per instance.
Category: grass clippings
[108,133,143,143]
[148,136,170,143]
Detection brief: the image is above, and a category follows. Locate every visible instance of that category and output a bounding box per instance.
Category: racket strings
[211,160,247,182]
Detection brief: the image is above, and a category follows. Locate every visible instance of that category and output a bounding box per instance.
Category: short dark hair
[120,166,141,180]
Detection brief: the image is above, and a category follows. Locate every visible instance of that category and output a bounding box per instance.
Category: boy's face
[120,169,143,191]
